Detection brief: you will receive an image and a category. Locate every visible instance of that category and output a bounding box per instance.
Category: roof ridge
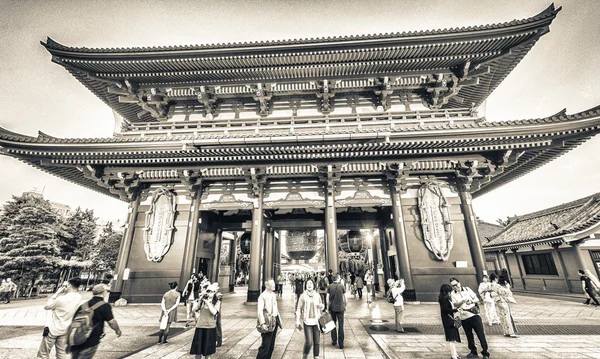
[41,4,560,54]
[516,193,600,221]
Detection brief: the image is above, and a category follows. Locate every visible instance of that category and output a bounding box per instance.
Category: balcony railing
[118,108,478,138]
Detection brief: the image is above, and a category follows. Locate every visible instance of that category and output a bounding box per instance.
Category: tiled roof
[42,5,559,54]
[483,193,600,249]
[477,220,505,240]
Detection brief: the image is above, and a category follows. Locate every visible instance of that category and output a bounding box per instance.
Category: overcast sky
[0,0,599,223]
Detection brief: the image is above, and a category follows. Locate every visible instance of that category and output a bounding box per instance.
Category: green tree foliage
[0,194,61,294]
[92,222,123,272]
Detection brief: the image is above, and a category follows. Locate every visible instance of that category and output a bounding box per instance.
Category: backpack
[387,290,397,304]
[67,300,105,347]
[319,278,327,291]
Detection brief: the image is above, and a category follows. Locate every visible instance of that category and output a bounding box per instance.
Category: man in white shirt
[390,278,406,332]
[256,278,281,359]
[449,277,489,359]
[37,277,83,359]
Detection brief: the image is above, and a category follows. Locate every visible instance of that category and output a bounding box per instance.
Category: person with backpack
[326,274,346,349]
[37,277,82,359]
[317,272,329,309]
[387,278,406,332]
[68,284,122,359]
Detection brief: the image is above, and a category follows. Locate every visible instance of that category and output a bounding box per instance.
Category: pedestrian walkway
[0,286,599,358]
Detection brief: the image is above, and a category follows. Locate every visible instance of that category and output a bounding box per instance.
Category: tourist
[276,273,284,297]
[364,270,373,303]
[439,283,461,359]
[257,278,281,359]
[585,269,600,296]
[213,282,223,347]
[489,272,519,338]
[190,283,221,359]
[390,278,406,332]
[317,272,329,308]
[37,277,82,359]
[579,270,600,305]
[294,273,305,309]
[326,274,346,349]
[157,281,180,345]
[0,279,7,304]
[356,275,365,299]
[183,274,200,321]
[4,278,16,303]
[296,278,325,359]
[449,277,490,359]
[327,269,334,285]
[69,284,122,359]
[478,274,500,326]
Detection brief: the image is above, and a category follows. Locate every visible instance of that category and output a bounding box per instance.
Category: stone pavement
[0,286,599,358]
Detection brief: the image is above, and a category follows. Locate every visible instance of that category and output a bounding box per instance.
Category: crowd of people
[31,266,600,359]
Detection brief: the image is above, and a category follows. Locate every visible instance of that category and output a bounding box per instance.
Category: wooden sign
[143,187,176,262]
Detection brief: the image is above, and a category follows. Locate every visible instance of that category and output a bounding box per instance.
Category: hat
[212,282,220,289]
[386,278,395,287]
[92,284,108,295]
[207,283,218,292]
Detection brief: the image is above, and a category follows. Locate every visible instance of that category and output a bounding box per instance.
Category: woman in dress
[439,283,461,359]
[190,283,221,359]
[296,278,325,359]
[158,281,181,344]
[478,274,500,326]
[489,272,519,338]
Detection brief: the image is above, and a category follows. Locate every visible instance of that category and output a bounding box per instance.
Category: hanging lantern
[339,230,367,253]
[286,229,318,260]
[239,232,251,255]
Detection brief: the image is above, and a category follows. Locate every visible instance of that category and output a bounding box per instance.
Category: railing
[118,108,478,138]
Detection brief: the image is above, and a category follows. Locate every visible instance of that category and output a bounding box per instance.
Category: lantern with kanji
[239,232,251,255]
[339,230,367,253]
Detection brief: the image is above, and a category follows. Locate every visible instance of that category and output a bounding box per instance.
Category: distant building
[483,193,600,294]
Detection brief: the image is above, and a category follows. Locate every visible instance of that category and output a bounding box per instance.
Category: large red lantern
[339,230,367,253]
[239,232,251,255]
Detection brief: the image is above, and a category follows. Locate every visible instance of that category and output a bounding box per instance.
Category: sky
[0,0,599,224]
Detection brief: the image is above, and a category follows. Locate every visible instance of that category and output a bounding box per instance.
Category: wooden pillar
[211,229,223,283]
[325,182,339,274]
[378,226,391,293]
[179,187,203,287]
[247,185,264,302]
[273,231,281,279]
[552,244,572,293]
[372,228,380,291]
[389,183,414,289]
[458,188,486,283]
[511,249,526,289]
[264,227,274,282]
[113,196,140,294]
[571,242,587,271]
[228,234,238,293]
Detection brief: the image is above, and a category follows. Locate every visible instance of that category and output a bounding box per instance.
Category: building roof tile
[483,193,600,249]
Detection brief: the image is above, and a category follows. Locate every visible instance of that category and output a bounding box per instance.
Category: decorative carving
[111,81,170,121]
[195,86,220,118]
[316,79,335,114]
[374,77,393,111]
[142,187,177,262]
[251,83,273,116]
[199,194,253,210]
[179,170,203,199]
[385,162,411,192]
[336,190,391,207]
[417,182,453,261]
[263,192,325,209]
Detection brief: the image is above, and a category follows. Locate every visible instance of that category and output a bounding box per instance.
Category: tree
[0,194,61,296]
[92,222,123,273]
[59,207,97,260]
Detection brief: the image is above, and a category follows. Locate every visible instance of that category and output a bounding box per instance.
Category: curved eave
[41,4,559,58]
[41,5,560,123]
[482,219,600,251]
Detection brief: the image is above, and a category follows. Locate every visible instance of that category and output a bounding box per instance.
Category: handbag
[159,313,169,330]
[448,314,462,329]
[256,309,276,334]
[318,311,336,334]
[466,304,480,315]
[387,291,397,304]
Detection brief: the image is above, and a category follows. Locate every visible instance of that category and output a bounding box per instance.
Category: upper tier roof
[41,4,560,124]
[483,192,600,250]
